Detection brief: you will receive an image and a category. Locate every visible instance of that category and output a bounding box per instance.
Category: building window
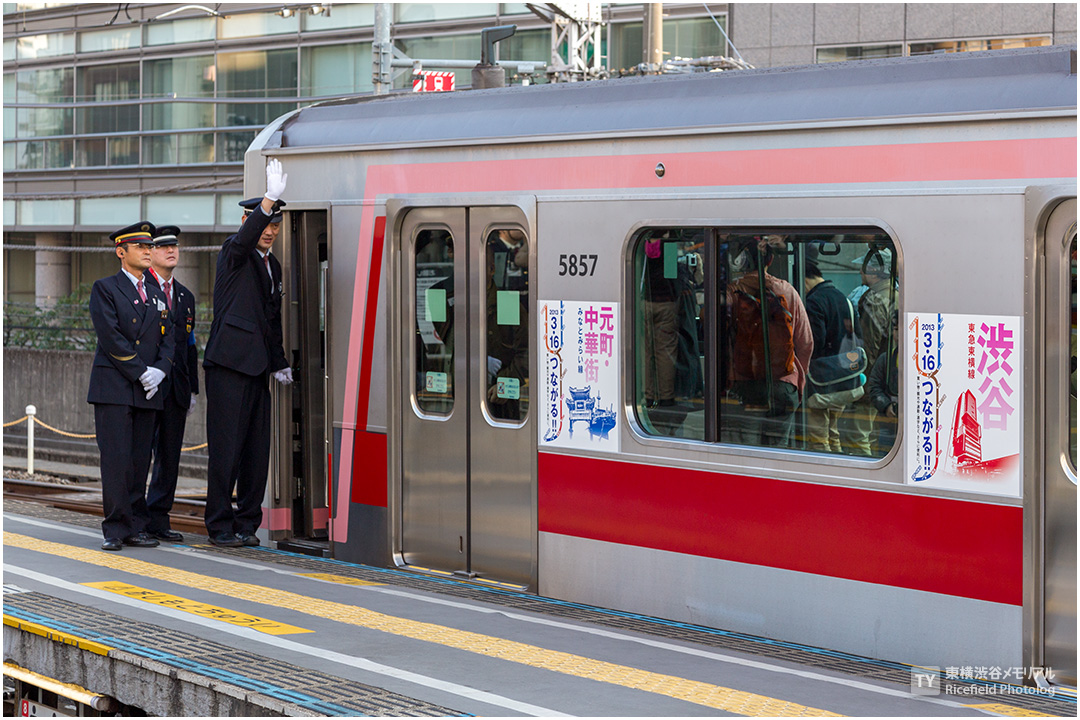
[78,26,140,53]
[816,44,903,63]
[143,132,215,165]
[145,17,216,45]
[909,36,1050,56]
[396,3,497,23]
[143,56,215,132]
[77,63,139,133]
[818,36,1051,64]
[19,199,75,225]
[15,31,74,59]
[633,227,898,458]
[218,11,298,39]
[217,49,298,128]
[303,3,375,31]
[301,43,374,97]
[610,15,728,73]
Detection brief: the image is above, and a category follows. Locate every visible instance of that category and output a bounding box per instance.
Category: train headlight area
[3,501,1074,718]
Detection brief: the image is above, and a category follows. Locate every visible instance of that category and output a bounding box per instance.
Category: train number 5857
[558,254,598,277]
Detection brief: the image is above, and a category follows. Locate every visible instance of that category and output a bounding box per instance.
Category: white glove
[145,386,158,400]
[139,367,166,391]
[487,356,502,383]
[188,394,197,417]
[265,158,287,202]
[273,367,294,385]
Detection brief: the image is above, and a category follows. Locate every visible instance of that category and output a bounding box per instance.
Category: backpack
[731,283,795,382]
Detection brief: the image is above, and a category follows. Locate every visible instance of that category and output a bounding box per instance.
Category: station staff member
[203,159,293,548]
[143,225,199,542]
[87,222,174,551]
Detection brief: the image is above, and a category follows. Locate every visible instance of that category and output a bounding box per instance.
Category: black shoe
[123,533,160,548]
[149,529,184,542]
[238,533,260,547]
[101,538,123,551]
[208,532,244,548]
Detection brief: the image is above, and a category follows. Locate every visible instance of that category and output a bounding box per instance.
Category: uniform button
[132,318,137,323]
[136,340,140,345]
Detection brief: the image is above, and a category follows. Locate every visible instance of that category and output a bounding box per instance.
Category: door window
[484,228,529,423]
[414,229,455,414]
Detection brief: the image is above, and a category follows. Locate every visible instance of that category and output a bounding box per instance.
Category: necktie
[163,280,172,311]
[136,278,147,302]
[264,254,271,277]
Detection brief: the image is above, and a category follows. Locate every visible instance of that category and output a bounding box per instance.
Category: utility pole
[372,3,392,95]
[643,3,663,73]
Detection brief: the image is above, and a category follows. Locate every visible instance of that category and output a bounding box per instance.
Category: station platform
[3,500,1075,717]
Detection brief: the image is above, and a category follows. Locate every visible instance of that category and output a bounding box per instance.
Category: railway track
[3,477,208,535]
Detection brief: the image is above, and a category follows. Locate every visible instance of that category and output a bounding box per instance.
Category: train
[242,45,1076,684]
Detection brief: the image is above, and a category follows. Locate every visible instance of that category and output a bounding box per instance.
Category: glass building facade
[3,2,1074,304]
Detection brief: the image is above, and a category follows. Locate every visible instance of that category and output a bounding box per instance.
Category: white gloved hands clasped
[273,367,294,385]
[265,158,287,203]
[139,367,166,391]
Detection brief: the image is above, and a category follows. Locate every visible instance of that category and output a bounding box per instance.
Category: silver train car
[244,46,1077,682]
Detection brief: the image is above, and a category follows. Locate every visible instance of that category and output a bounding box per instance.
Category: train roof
[269,45,1076,151]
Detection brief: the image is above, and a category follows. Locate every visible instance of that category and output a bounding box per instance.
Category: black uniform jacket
[145,272,199,404]
[203,206,288,377]
[87,271,175,409]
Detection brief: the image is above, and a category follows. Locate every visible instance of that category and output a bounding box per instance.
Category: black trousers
[204,365,270,537]
[94,403,156,541]
[146,391,189,533]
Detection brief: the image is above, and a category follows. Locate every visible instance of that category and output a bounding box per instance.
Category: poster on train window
[905,312,1022,497]
[538,300,620,452]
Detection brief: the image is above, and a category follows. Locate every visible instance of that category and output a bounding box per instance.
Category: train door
[1041,198,1076,685]
[273,209,330,554]
[397,206,535,588]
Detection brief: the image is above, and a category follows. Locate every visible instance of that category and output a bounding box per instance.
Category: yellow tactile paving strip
[84,581,312,635]
[296,572,385,587]
[6,531,839,717]
[3,614,112,656]
[966,703,1058,717]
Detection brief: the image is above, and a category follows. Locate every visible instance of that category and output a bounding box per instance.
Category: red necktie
[264,254,270,276]
[163,280,172,311]
[136,278,147,302]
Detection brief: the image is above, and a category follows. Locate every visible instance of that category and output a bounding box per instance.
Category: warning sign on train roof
[412,70,455,92]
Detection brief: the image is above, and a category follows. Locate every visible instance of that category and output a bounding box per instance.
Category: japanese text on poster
[905,312,1021,497]
[539,300,619,451]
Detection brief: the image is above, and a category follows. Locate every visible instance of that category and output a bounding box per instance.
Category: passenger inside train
[634,228,900,458]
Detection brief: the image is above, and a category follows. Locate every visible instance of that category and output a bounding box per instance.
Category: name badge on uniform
[156,298,166,312]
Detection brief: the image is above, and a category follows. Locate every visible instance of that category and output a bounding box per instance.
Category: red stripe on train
[538,453,1022,605]
[366,137,1076,193]
[351,217,389,507]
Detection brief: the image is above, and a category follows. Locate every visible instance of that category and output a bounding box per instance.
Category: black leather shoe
[238,533,260,547]
[123,533,160,548]
[149,529,184,542]
[101,538,123,551]
[209,532,244,548]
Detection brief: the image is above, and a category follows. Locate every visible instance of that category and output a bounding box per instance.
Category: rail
[5,405,207,474]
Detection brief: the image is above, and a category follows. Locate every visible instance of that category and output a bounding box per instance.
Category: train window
[414,229,455,414]
[633,228,899,459]
[634,228,707,440]
[1071,235,1077,470]
[484,228,530,423]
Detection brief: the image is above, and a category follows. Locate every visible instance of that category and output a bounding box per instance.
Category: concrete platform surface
[3,501,1075,717]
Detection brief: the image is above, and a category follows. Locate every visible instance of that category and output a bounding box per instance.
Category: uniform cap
[109,221,156,246]
[239,197,287,223]
[153,225,181,247]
